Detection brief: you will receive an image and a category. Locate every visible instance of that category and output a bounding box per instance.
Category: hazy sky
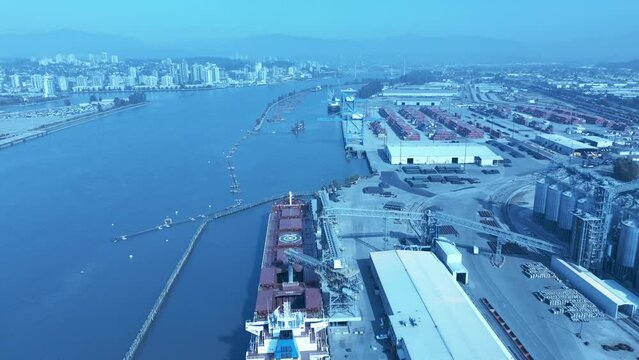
[2,0,638,42]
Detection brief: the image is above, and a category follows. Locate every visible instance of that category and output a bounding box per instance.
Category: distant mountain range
[1,29,639,65]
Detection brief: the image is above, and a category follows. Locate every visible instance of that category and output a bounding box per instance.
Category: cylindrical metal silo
[533,179,548,215]
[558,191,577,230]
[616,220,639,268]
[544,184,561,223]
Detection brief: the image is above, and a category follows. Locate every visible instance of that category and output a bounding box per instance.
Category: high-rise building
[145,75,158,87]
[254,62,263,72]
[111,55,119,64]
[180,59,189,84]
[171,65,180,84]
[212,64,221,83]
[128,67,138,80]
[55,53,65,63]
[31,74,44,91]
[100,52,109,63]
[160,75,174,87]
[110,75,123,88]
[58,76,69,92]
[191,64,203,83]
[76,75,88,87]
[10,74,20,89]
[205,68,215,85]
[92,73,105,88]
[258,68,267,83]
[43,75,55,98]
[127,76,136,87]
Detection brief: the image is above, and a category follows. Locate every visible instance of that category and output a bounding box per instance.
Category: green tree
[89,95,97,102]
[63,99,71,106]
[128,92,147,104]
[613,157,639,182]
[357,80,383,99]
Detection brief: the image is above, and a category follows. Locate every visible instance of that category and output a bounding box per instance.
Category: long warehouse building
[370,250,513,360]
[385,142,502,166]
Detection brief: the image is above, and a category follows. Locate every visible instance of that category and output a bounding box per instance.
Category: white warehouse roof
[551,257,636,318]
[385,142,503,166]
[370,250,512,360]
[581,135,613,148]
[536,134,595,151]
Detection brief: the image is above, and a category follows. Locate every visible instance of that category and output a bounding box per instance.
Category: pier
[123,217,211,360]
[114,192,315,242]
[119,191,315,359]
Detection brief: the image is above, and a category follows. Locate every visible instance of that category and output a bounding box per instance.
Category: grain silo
[558,191,577,230]
[544,184,561,223]
[533,179,548,217]
[617,220,639,269]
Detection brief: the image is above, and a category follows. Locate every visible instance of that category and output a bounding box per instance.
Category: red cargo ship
[245,194,330,360]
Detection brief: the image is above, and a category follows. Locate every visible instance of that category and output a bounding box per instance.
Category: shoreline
[0,102,148,150]
[254,86,317,131]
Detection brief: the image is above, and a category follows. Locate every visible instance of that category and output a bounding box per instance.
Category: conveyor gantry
[322,207,567,256]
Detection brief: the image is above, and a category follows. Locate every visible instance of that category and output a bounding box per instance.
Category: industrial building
[370,250,513,360]
[535,134,596,156]
[394,99,441,107]
[569,210,602,269]
[551,257,637,318]
[382,84,459,98]
[581,135,613,149]
[385,142,502,166]
[433,240,468,284]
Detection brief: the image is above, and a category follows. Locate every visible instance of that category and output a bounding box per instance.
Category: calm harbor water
[0,83,368,359]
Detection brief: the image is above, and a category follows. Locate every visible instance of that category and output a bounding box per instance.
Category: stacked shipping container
[379,107,420,141]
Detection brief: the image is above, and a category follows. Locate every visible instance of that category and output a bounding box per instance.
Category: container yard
[322,72,639,359]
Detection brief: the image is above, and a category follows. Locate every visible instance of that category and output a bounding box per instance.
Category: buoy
[111,223,114,226]
[129,254,133,259]
[175,210,178,215]
[80,270,85,274]
[208,204,212,208]
[165,239,169,242]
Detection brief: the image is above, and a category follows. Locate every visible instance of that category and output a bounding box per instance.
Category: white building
[370,250,513,360]
[536,134,595,155]
[10,74,20,88]
[191,64,204,83]
[581,135,613,149]
[43,75,55,98]
[57,76,68,92]
[551,257,636,318]
[110,55,119,64]
[31,74,44,91]
[212,65,221,83]
[109,75,123,88]
[258,68,267,83]
[385,142,502,166]
[160,75,174,87]
[128,67,138,80]
[433,240,468,284]
[75,75,88,88]
[91,74,104,88]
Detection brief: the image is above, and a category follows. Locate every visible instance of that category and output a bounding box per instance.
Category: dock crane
[284,248,361,318]
[322,207,567,267]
